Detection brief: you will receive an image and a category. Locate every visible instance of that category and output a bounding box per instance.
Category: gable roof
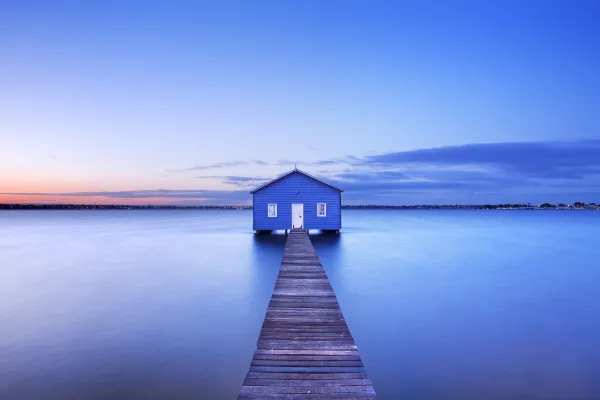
[249,168,344,194]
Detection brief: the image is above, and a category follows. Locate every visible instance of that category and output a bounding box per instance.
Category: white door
[292,204,304,229]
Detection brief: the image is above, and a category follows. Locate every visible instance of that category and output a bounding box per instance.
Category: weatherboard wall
[252,171,341,230]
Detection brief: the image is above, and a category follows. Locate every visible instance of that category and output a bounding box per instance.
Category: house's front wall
[253,171,341,230]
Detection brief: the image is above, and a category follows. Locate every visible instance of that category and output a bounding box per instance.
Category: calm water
[1,210,599,399]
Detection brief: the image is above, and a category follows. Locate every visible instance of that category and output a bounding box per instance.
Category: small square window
[268,204,277,217]
[317,203,326,217]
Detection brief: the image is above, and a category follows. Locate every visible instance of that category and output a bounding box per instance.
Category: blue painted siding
[253,171,342,230]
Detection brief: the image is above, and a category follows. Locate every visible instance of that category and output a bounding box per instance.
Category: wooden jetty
[238,230,375,399]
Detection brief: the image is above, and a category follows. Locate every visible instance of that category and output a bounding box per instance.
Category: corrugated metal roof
[249,168,344,194]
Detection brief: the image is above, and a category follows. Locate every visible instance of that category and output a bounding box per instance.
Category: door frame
[292,203,304,229]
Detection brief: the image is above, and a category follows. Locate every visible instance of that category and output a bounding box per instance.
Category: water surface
[1,210,599,399]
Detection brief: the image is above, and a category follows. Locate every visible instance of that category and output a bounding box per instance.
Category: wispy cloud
[277,155,362,167]
[361,139,600,179]
[196,175,269,188]
[172,155,360,173]
[313,160,339,166]
[335,170,409,181]
[7,139,600,205]
[170,160,268,172]
[0,189,249,203]
[323,138,600,203]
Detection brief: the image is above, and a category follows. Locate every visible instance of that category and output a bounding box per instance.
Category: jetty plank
[238,230,375,399]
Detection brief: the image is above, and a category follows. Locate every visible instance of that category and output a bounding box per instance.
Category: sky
[1,0,599,205]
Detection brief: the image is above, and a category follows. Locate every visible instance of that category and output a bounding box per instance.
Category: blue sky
[1,0,599,204]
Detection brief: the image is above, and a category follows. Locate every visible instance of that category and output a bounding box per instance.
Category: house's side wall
[253,171,341,230]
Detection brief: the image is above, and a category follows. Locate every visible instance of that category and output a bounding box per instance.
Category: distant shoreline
[1,203,598,210]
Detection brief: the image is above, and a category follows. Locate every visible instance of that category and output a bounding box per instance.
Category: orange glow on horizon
[0,194,211,205]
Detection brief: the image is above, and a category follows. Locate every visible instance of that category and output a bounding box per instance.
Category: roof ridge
[249,169,343,194]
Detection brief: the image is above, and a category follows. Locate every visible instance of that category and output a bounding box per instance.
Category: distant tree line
[343,203,598,210]
[539,202,596,209]
[1,203,598,210]
[0,204,251,210]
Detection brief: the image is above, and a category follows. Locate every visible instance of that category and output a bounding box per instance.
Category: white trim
[268,204,277,217]
[317,203,326,217]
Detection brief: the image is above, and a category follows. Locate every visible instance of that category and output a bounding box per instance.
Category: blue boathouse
[250,168,343,233]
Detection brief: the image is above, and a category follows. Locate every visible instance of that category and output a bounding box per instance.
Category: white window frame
[317,203,326,217]
[268,204,277,217]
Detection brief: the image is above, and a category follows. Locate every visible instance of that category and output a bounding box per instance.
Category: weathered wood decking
[238,230,375,399]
